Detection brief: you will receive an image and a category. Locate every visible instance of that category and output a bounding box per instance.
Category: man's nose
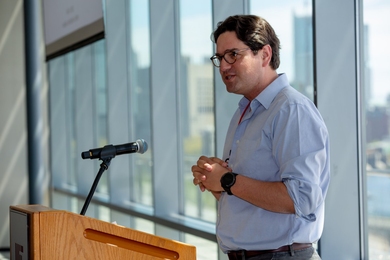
[219,59,232,71]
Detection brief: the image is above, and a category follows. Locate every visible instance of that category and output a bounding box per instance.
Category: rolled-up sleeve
[274,102,330,221]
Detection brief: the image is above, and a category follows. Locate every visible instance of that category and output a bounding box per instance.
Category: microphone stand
[80,144,116,216]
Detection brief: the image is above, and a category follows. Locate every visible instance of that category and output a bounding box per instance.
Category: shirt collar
[239,73,289,110]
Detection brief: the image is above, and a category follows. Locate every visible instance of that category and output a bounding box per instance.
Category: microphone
[81,139,148,160]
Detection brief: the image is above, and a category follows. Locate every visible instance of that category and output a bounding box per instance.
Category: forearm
[230,175,295,214]
[191,156,294,212]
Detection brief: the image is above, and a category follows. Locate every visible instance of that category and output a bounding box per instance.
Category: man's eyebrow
[215,48,238,56]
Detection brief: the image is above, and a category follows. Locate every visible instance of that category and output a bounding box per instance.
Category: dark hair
[212,15,281,70]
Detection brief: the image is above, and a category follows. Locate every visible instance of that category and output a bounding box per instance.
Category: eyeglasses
[210,47,251,67]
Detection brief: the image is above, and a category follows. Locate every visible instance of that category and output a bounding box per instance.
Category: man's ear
[261,44,273,67]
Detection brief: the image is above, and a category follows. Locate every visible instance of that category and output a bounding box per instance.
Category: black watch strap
[220,172,238,195]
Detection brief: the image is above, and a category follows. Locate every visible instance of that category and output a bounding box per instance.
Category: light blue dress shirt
[217,73,330,253]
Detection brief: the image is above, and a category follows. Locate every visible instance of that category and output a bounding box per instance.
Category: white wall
[0,0,28,248]
[0,0,50,248]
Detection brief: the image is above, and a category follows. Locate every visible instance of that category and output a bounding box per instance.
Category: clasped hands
[191,156,232,192]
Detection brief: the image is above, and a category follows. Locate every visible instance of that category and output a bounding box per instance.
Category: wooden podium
[10,205,196,260]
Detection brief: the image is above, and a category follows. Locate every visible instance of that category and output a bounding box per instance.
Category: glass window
[66,52,77,188]
[50,40,109,211]
[128,0,153,207]
[363,0,390,258]
[185,233,218,260]
[93,40,109,195]
[250,0,314,100]
[179,0,216,222]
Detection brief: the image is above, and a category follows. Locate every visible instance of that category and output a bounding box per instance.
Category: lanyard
[238,101,251,125]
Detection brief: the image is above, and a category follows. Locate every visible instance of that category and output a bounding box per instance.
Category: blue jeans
[246,247,321,260]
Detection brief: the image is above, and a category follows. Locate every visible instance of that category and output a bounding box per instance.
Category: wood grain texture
[10,205,196,260]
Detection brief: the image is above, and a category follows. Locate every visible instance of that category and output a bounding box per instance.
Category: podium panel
[10,205,196,260]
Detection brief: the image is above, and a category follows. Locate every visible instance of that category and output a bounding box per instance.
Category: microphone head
[136,139,148,154]
[81,151,91,159]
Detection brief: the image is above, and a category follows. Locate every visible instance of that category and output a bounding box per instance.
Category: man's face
[216,31,264,100]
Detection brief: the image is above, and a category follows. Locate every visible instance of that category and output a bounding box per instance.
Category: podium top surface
[10,204,58,214]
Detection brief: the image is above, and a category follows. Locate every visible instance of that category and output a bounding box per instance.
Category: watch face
[221,172,236,195]
[223,173,234,185]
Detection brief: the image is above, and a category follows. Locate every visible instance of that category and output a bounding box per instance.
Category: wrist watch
[220,172,238,195]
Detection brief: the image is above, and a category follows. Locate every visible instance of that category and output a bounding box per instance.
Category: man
[191,15,329,260]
